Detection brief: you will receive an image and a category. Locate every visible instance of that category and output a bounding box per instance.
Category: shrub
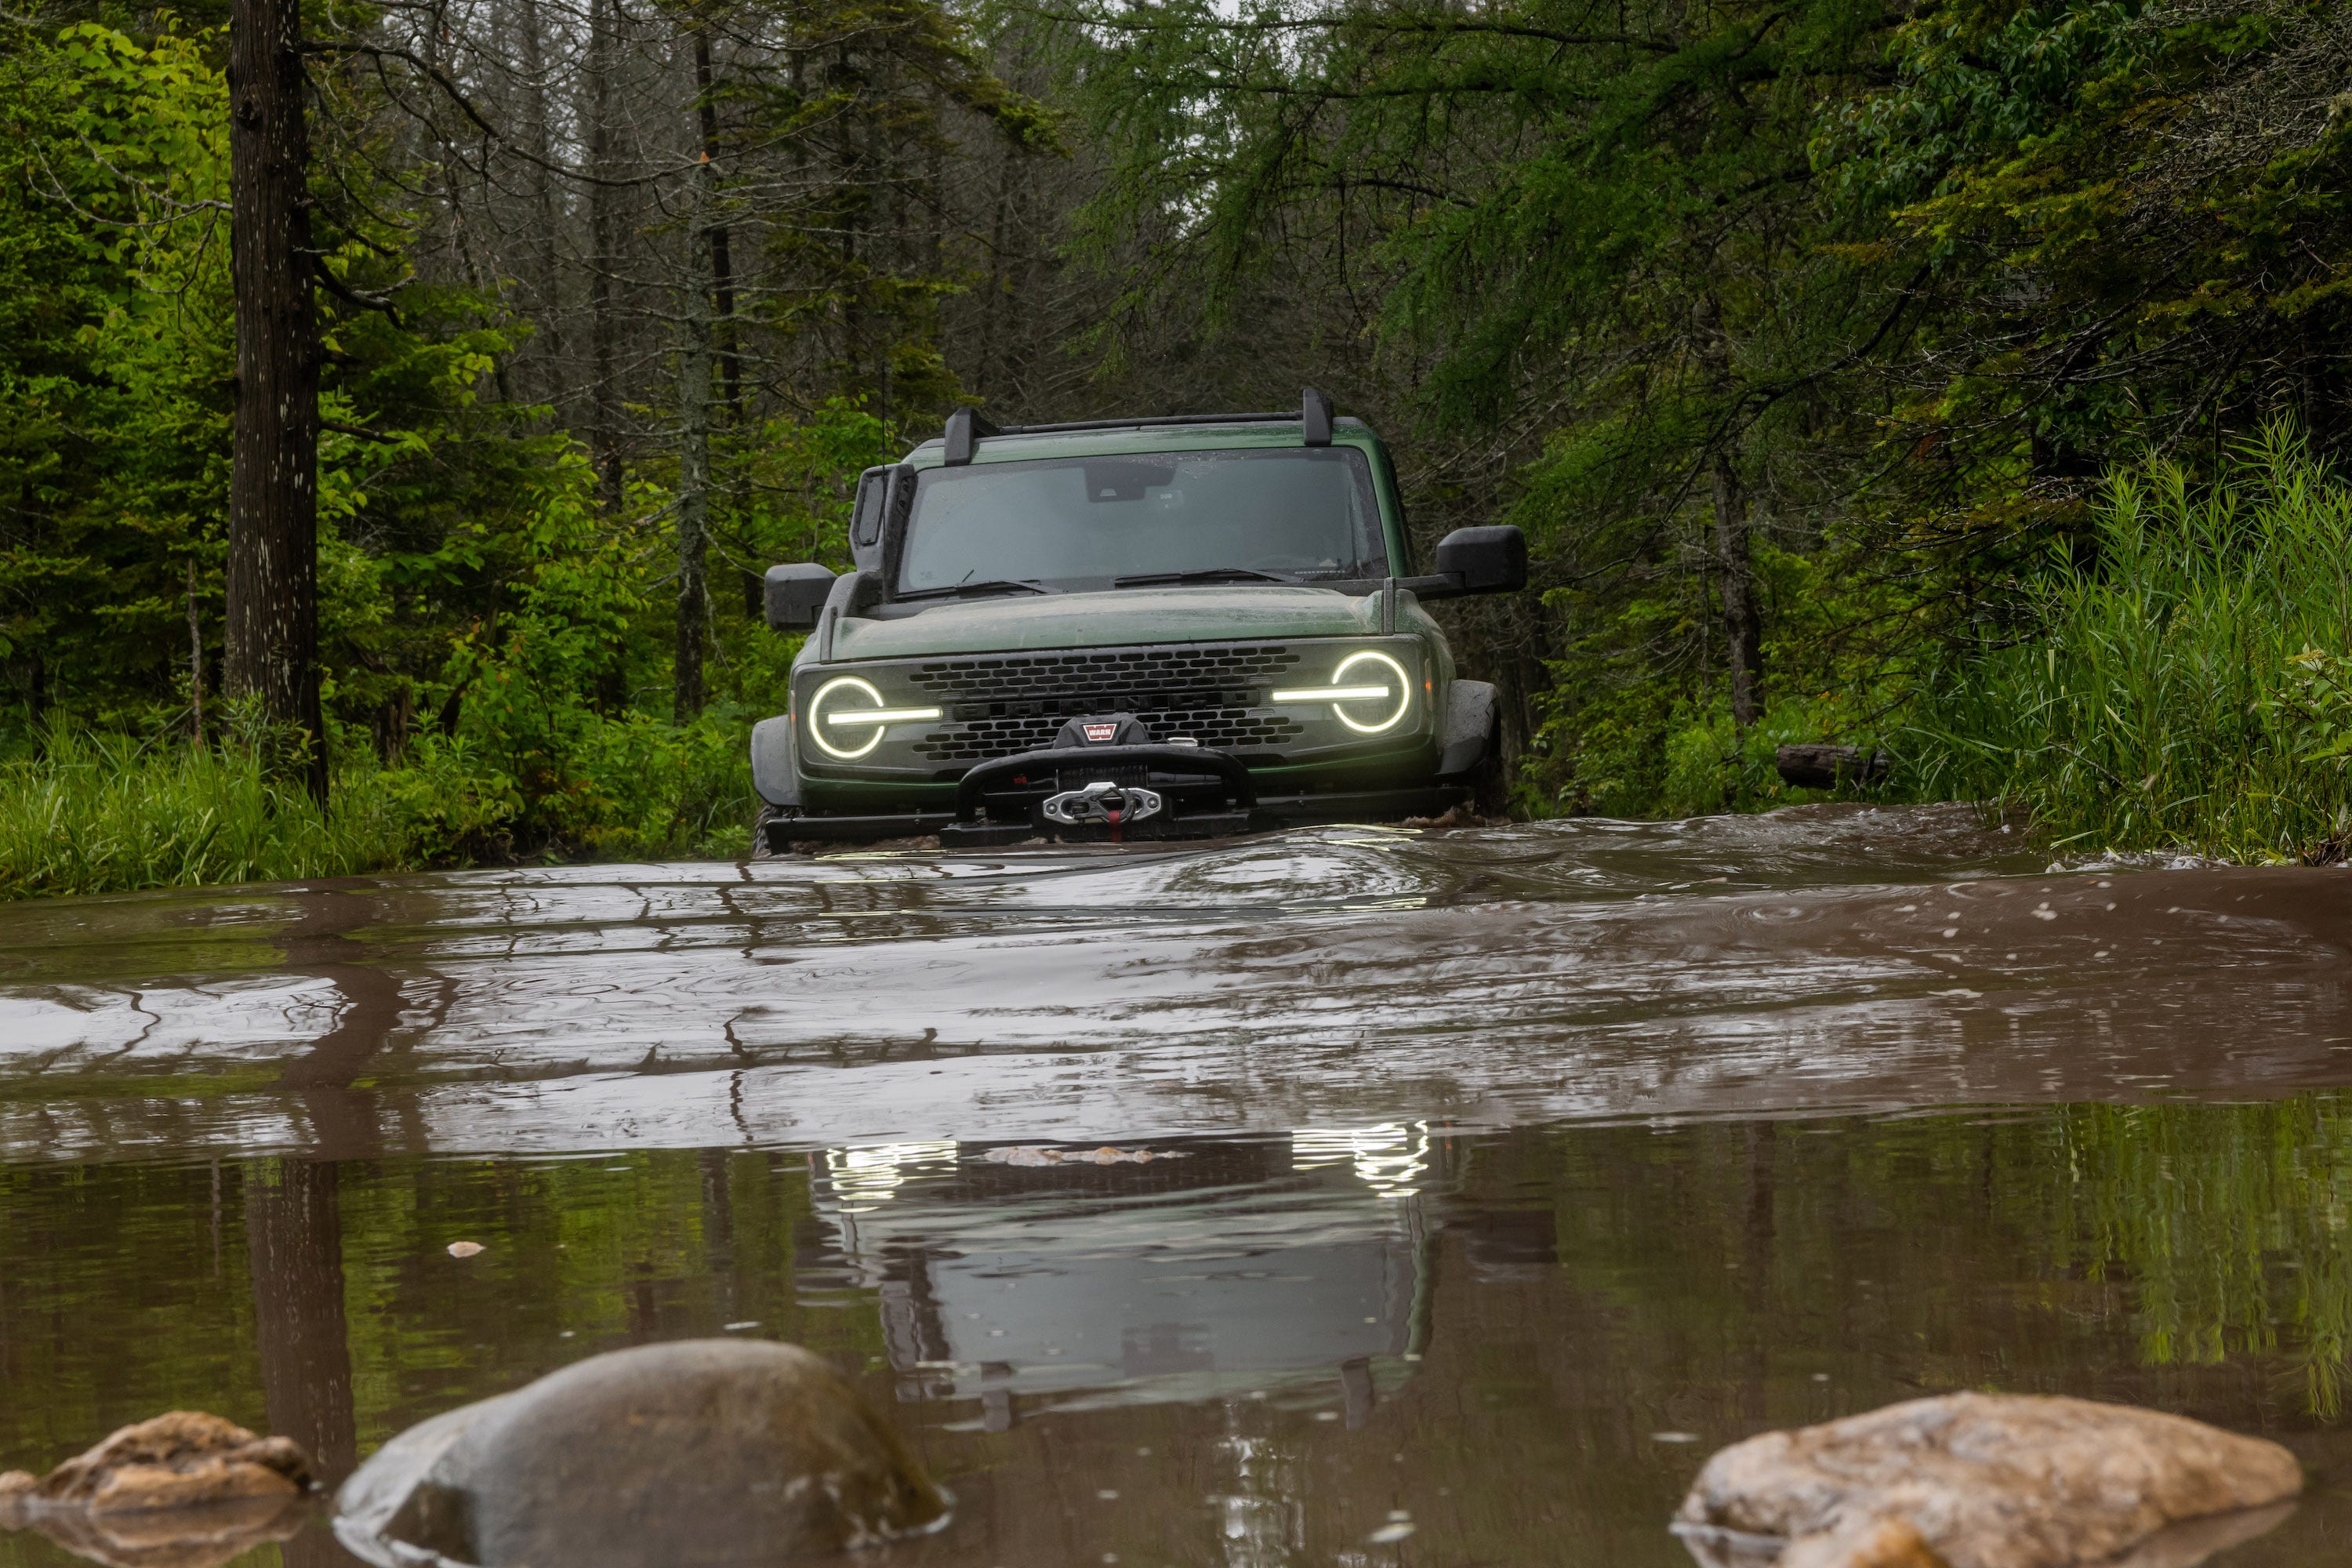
[1911,432,2352,862]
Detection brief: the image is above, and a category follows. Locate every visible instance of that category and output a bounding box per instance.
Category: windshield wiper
[1112,567,1295,587]
[897,578,1058,601]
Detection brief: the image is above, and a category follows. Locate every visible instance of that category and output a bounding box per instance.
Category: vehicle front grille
[902,644,1309,765]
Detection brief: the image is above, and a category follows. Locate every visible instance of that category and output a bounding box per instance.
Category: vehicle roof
[900,416,1381,469]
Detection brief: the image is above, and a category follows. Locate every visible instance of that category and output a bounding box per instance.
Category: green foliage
[1911,433,2352,862]
[0,728,492,900]
[0,18,927,895]
[733,398,897,575]
[1518,541,1911,817]
[0,711,761,901]
[1822,0,2352,520]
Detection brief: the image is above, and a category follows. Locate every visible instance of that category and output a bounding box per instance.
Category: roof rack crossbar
[985,411,1297,437]
[929,390,1350,452]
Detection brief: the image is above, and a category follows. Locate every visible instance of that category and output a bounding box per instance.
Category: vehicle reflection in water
[5,1111,2352,1566]
[804,1130,1428,1420]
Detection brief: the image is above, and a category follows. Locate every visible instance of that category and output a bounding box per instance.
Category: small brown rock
[0,1415,316,1568]
[1675,1393,2299,1568]
[14,1413,315,1515]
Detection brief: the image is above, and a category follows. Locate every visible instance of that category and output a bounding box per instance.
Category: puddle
[2,804,2350,1566]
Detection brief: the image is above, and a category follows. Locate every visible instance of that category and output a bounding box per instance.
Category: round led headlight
[1272,649,1412,734]
[806,677,942,760]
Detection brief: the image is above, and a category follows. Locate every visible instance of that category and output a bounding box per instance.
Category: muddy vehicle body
[750,390,1525,851]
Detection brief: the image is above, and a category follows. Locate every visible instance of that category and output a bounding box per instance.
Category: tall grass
[0,717,760,902]
[0,734,459,899]
[1912,431,2352,862]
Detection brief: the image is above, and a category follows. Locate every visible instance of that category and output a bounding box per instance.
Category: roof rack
[938,388,1340,465]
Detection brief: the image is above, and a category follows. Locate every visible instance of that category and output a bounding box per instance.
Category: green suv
[750,390,1525,851]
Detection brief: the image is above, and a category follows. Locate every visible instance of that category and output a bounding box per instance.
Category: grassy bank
[1912,437,2352,864]
[0,717,758,902]
[8,439,2348,902]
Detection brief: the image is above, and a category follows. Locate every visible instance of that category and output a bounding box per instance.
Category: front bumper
[762,775,1467,851]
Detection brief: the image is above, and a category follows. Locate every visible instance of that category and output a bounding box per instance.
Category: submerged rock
[0,1413,316,1568]
[336,1339,948,1568]
[1673,1393,2300,1568]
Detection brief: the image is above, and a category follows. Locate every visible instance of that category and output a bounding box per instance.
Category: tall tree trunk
[517,0,567,405]
[1710,452,1763,731]
[692,26,742,422]
[187,558,206,747]
[588,0,623,509]
[1693,293,1762,732]
[674,52,716,723]
[675,309,712,720]
[978,146,1009,402]
[227,0,325,800]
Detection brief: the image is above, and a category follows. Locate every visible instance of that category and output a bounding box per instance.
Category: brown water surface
[2,806,2350,1566]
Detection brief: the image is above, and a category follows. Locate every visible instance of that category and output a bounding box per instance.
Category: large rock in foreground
[336,1339,948,1568]
[1673,1393,2301,1568]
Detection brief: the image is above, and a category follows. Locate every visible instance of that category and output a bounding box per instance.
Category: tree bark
[692,26,743,422]
[588,0,624,510]
[187,558,206,747]
[516,0,567,403]
[227,0,325,800]
[1710,451,1763,731]
[674,43,717,723]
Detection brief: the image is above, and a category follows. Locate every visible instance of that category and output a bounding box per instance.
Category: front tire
[1466,720,1508,819]
[751,804,789,860]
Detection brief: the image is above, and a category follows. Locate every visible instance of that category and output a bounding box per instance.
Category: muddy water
[3,804,2351,1566]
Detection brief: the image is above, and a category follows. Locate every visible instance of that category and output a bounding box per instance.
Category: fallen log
[1777,743,1890,789]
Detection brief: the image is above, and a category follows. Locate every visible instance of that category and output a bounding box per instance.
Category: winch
[1040,779,1165,829]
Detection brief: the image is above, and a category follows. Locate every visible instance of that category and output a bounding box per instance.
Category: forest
[2,0,2350,895]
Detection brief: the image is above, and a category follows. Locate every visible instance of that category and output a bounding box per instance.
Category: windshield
[898,447,1389,594]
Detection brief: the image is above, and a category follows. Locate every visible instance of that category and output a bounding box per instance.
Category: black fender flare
[750,716,801,808]
[1437,681,1498,777]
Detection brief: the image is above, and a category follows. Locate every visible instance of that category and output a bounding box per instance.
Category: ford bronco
[750,389,1525,851]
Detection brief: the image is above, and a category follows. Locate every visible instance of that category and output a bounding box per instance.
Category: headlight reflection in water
[1290,1121,1431,1197]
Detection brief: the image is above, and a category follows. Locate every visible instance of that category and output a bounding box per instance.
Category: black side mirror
[1433,525,1527,595]
[764,563,837,630]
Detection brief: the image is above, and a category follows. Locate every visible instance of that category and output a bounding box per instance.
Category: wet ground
[3,804,2351,1566]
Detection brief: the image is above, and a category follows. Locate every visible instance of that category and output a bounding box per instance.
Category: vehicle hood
[828,584,1383,660]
